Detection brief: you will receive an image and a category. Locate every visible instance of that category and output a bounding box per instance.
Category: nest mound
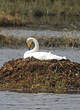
[0,58,80,93]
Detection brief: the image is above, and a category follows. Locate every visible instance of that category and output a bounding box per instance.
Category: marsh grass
[0,34,26,48]
[0,0,80,26]
[0,0,79,16]
[0,33,80,48]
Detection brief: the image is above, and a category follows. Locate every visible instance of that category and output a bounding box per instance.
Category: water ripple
[0,91,80,110]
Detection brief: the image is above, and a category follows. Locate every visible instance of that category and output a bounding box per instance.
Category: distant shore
[0,34,80,48]
[0,0,80,30]
[0,13,80,30]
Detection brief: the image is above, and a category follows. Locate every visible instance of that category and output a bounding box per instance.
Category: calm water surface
[0,27,80,37]
[0,28,63,37]
[0,91,80,110]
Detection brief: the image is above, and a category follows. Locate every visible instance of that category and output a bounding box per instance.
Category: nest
[0,57,80,93]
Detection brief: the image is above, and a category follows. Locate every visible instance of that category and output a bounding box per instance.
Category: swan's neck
[29,38,39,53]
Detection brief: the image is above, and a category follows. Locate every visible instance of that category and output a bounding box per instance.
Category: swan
[24,37,66,60]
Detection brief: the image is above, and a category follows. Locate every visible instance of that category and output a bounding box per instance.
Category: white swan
[24,37,66,60]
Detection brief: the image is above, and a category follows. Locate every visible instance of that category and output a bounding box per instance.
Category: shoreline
[0,87,80,94]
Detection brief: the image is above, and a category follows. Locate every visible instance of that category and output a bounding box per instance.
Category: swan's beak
[27,43,31,50]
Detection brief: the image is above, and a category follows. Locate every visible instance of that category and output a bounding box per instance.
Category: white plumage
[24,37,66,60]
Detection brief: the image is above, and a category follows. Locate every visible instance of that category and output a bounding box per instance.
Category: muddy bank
[0,34,80,48]
[0,57,80,93]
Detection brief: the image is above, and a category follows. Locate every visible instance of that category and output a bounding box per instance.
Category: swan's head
[26,37,39,51]
[26,38,33,50]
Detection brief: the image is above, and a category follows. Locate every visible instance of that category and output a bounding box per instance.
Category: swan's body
[24,37,66,60]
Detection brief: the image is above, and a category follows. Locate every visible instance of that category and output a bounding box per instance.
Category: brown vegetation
[0,34,80,48]
[0,0,80,28]
[0,34,26,48]
[0,57,80,93]
[0,13,27,26]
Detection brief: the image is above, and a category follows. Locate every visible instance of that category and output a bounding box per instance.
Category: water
[0,27,80,38]
[0,91,80,110]
[0,27,63,37]
[0,48,80,67]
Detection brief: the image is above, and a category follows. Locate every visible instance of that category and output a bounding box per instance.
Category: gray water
[0,27,63,37]
[0,27,80,38]
[0,91,80,110]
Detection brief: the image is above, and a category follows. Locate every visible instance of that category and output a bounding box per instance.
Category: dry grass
[0,34,80,48]
[0,0,80,27]
[0,12,27,26]
[0,34,26,48]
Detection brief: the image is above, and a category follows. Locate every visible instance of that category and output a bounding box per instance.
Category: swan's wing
[24,52,66,60]
[24,52,49,59]
[24,52,47,60]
